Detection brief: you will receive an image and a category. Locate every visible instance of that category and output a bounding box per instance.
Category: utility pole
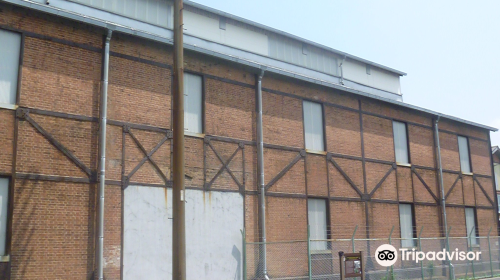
[172,0,186,279]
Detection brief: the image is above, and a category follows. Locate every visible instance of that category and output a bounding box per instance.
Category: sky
[191,0,500,147]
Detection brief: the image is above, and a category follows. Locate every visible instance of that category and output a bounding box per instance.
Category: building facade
[0,0,498,279]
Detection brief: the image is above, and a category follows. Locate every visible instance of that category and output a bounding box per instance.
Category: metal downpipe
[97,29,112,280]
[256,69,269,280]
[434,117,453,279]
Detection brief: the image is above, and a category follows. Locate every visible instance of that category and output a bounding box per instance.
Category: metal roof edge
[184,0,407,76]
[1,0,496,132]
[493,146,499,155]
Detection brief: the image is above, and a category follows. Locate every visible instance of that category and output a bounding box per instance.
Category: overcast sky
[191,0,500,147]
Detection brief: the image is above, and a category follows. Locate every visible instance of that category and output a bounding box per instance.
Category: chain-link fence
[242,228,500,280]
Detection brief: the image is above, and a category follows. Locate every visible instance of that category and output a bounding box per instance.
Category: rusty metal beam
[369,165,396,197]
[328,155,364,197]
[444,175,462,200]
[412,168,439,202]
[21,111,92,177]
[265,151,305,191]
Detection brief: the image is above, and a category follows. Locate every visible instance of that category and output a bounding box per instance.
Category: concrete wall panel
[124,186,243,280]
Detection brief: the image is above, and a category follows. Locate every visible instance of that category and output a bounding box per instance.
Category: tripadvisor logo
[375,244,481,266]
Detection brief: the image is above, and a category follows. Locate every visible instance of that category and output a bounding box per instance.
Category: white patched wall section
[123,186,244,280]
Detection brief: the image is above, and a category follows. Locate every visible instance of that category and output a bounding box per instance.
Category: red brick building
[0,0,498,279]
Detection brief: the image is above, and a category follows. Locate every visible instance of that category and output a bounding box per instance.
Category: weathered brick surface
[361,99,431,127]
[414,205,441,237]
[262,73,359,110]
[266,196,307,241]
[469,138,492,175]
[264,149,305,194]
[262,91,303,148]
[0,109,14,174]
[330,201,366,238]
[362,115,395,162]
[329,158,363,198]
[408,124,435,167]
[413,169,438,203]
[107,56,171,128]
[11,180,95,280]
[306,154,328,196]
[205,79,255,140]
[445,207,466,237]
[21,37,102,117]
[397,167,413,202]
[443,173,463,205]
[439,132,460,171]
[325,106,361,156]
[462,176,476,206]
[439,119,489,141]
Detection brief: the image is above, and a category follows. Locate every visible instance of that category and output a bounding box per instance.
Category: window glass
[0,178,9,256]
[399,204,415,248]
[184,73,203,134]
[308,199,327,251]
[0,29,21,105]
[458,136,471,173]
[494,163,500,190]
[393,121,409,164]
[465,207,478,245]
[303,101,324,151]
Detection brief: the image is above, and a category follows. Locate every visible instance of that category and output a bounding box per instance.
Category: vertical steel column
[256,69,269,279]
[97,29,112,280]
[172,0,186,279]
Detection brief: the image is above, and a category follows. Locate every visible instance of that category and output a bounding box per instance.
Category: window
[303,101,324,151]
[183,73,203,134]
[0,178,8,256]
[399,204,415,248]
[308,199,327,251]
[457,136,471,173]
[393,121,409,164]
[465,207,478,246]
[0,29,21,106]
[497,194,500,214]
[494,163,500,191]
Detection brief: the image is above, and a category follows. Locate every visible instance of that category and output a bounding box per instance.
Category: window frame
[392,120,411,165]
[0,176,12,259]
[465,207,479,246]
[398,203,417,248]
[457,135,473,174]
[182,71,205,135]
[494,163,500,191]
[0,27,24,109]
[307,197,330,252]
[302,99,326,153]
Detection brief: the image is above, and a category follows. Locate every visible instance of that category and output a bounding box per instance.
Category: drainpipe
[97,29,112,280]
[339,55,346,85]
[256,69,269,280]
[434,116,453,279]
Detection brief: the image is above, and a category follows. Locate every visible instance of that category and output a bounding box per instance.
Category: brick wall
[0,3,498,279]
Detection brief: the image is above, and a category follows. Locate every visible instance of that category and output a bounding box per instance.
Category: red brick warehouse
[0,0,498,279]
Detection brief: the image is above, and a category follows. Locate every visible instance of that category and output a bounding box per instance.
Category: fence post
[241,228,247,280]
[418,226,424,280]
[386,226,395,280]
[469,226,475,279]
[307,225,312,280]
[446,226,455,280]
[488,227,493,277]
[352,225,358,253]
